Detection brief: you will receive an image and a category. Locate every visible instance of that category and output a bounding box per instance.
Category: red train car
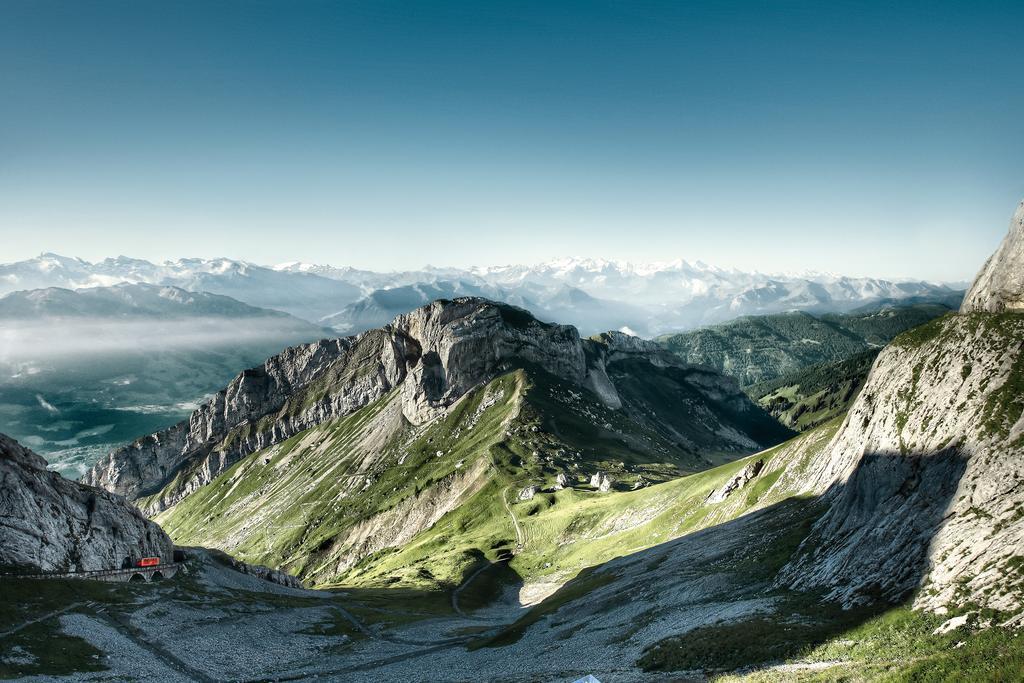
[136,557,161,568]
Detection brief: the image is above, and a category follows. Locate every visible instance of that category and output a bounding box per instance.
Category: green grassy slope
[158,352,835,595]
[156,372,523,585]
[746,349,879,431]
[643,593,1024,682]
[156,359,806,592]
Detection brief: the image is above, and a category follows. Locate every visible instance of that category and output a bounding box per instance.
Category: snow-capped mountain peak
[0,253,962,335]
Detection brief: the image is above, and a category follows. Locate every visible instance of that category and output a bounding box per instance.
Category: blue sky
[2,0,1022,281]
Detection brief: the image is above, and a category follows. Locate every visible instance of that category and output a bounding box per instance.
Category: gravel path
[46,613,193,683]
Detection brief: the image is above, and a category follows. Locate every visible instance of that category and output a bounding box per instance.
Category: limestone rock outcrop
[0,433,172,573]
[519,485,539,501]
[590,472,614,492]
[961,201,1024,313]
[706,458,764,504]
[777,200,1024,615]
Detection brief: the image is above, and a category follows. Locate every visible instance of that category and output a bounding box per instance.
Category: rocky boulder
[0,433,172,573]
[590,471,614,492]
[706,459,764,504]
[519,485,539,501]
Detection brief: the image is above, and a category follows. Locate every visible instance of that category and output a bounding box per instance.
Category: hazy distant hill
[0,254,362,322]
[321,279,649,336]
[657,302,956,386]
[745,349,880,431]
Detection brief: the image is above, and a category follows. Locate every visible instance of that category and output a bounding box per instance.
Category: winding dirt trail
[502,486,525,553]
[449,486,525,618]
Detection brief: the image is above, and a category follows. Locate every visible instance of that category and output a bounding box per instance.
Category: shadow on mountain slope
[449,548,524,615]
[0,450,982,682]
[463,448,969,676]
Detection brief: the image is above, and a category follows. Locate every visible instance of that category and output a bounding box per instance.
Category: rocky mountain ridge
[961,200,1024,314]
[765,201,1024,616]
[85,298,785,516]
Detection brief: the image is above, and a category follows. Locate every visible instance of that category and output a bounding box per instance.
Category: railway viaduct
[3,563,180,583]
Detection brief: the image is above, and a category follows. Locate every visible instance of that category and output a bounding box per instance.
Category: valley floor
[3,511,1018,683]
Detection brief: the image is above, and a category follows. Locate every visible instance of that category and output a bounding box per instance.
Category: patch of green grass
[638,594,888,674]
[496,303,549,330]
[745,468,784,506]
[748,350,879,432]
[299,607,365,640]
[453,555,520,613]
[0,619,107,680]
[718,605,1024,682]
[891,313,953,350]
[880,624,1024,682]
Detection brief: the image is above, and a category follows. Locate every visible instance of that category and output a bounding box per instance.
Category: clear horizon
[3,1,1022,281]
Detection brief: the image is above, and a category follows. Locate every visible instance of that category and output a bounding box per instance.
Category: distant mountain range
[1,253,964,336]
[0,254,361,322]
[0,282,305,319]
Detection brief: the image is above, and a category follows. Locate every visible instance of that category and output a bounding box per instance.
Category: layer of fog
[0,316,329,364]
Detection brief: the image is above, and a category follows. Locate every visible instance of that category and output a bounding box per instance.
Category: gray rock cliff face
[778,200,1024,615]
[961,201,1024,313]
[87,298,763,515]
[83,338,353,504]
[0,433,172,572]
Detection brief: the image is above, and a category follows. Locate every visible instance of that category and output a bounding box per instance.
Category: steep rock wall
[777,203,1024,615]
[1,433,172,572]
